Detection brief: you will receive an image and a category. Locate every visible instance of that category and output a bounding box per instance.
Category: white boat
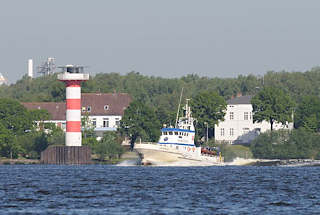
[135,100,223,166]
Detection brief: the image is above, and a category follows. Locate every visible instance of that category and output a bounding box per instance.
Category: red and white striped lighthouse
[58,66,89,146]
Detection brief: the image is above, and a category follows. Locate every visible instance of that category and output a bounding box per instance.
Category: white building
[22,93,132,138]
[214,95,293,144]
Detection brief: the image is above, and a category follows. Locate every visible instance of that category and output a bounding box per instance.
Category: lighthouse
[57,65,89,146]
[40,65,91,164]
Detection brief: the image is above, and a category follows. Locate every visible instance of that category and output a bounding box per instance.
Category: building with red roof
[22,93,132,137]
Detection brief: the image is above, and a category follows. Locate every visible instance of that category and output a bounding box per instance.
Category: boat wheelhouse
[158,100,199,154]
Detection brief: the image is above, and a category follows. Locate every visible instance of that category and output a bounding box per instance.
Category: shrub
[250,128,320,159]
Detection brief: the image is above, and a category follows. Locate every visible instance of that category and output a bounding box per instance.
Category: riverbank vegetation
[250,129,320,160]
[204,140,253,162]
[0,98,65,160]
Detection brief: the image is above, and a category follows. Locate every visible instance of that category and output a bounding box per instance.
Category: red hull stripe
[66,121,81,132]
[66,99,81,109]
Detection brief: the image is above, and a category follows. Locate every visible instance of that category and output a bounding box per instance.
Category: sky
[1,0,320,83]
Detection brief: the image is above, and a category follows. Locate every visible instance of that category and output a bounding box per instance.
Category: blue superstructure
[158,100,197,152]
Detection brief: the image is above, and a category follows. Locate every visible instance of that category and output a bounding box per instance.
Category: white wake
[116,159,140,166]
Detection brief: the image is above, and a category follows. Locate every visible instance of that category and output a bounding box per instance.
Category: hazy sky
[1,1,320,83]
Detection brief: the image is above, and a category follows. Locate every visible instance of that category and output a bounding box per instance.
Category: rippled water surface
[0,165,320,214]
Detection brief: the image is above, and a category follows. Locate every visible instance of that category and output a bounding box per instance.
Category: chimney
[28,59,33,78]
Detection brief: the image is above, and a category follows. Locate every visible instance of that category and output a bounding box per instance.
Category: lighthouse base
[41,146,92,164]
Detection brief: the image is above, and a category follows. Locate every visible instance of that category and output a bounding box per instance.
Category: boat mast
[175,88,184,128]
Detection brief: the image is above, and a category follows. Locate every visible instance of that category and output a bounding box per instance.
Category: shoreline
[0,158,40,165]
[1,156,320,167]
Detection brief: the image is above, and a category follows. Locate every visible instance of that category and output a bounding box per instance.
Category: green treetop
[191,91,227,140]
[0,98,33,135]
[294,95,320,132]
[251,87,295,131]
[119,100,161,150]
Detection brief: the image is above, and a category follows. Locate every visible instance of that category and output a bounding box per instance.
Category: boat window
[169,132,173,135]
[165,132,168,135]
[179,136,182,139]
[174,132,178,135]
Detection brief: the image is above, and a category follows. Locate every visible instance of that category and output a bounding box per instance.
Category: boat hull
[135,143,223,166]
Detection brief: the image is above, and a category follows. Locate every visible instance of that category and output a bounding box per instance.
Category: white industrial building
[214,95,293,144]
[0,73,8,85]
[22,93,132,138]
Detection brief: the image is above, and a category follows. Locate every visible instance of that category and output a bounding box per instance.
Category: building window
[115,118,120,127]
[92,118,96,127]
[230,112,234,120]
[220,128,225,136]
[104,105,109,110]
[87,106,91,112]
[250,112,252,120]
[244,112,248,120]
[243,128,249,134]
[230,128,234,136]
[103,118,109,127]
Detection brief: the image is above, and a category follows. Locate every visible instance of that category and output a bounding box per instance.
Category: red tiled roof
[22,102,66,120]
[81,93,132,116]
[22,93,132,120]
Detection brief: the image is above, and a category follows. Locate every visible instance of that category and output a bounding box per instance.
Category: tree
[191,91,227,140]
[45,123,65,146]
[294,95,320,132]
[250,128,320,159]
[81,112,98,148]
[251,87,294,131]
[0,123,15,158]
[94,132,124,161]
[29,109,50,130]
[120,100,161,150]
[0,98,33,135]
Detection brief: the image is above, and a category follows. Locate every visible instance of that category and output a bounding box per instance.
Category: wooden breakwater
[41,146,92,164]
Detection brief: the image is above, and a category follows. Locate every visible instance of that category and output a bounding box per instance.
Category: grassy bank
[0,158,40,165]
[91,150,140,165]
[220,144,253,162]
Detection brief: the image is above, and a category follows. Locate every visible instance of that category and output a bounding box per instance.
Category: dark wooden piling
[41,146,92,164]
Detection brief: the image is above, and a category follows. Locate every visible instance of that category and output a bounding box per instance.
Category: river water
[0,165,319,214]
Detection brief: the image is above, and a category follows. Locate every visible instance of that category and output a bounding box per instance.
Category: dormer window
[104,105,109,110]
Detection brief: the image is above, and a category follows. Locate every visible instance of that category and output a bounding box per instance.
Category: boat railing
[136,142,156,145]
